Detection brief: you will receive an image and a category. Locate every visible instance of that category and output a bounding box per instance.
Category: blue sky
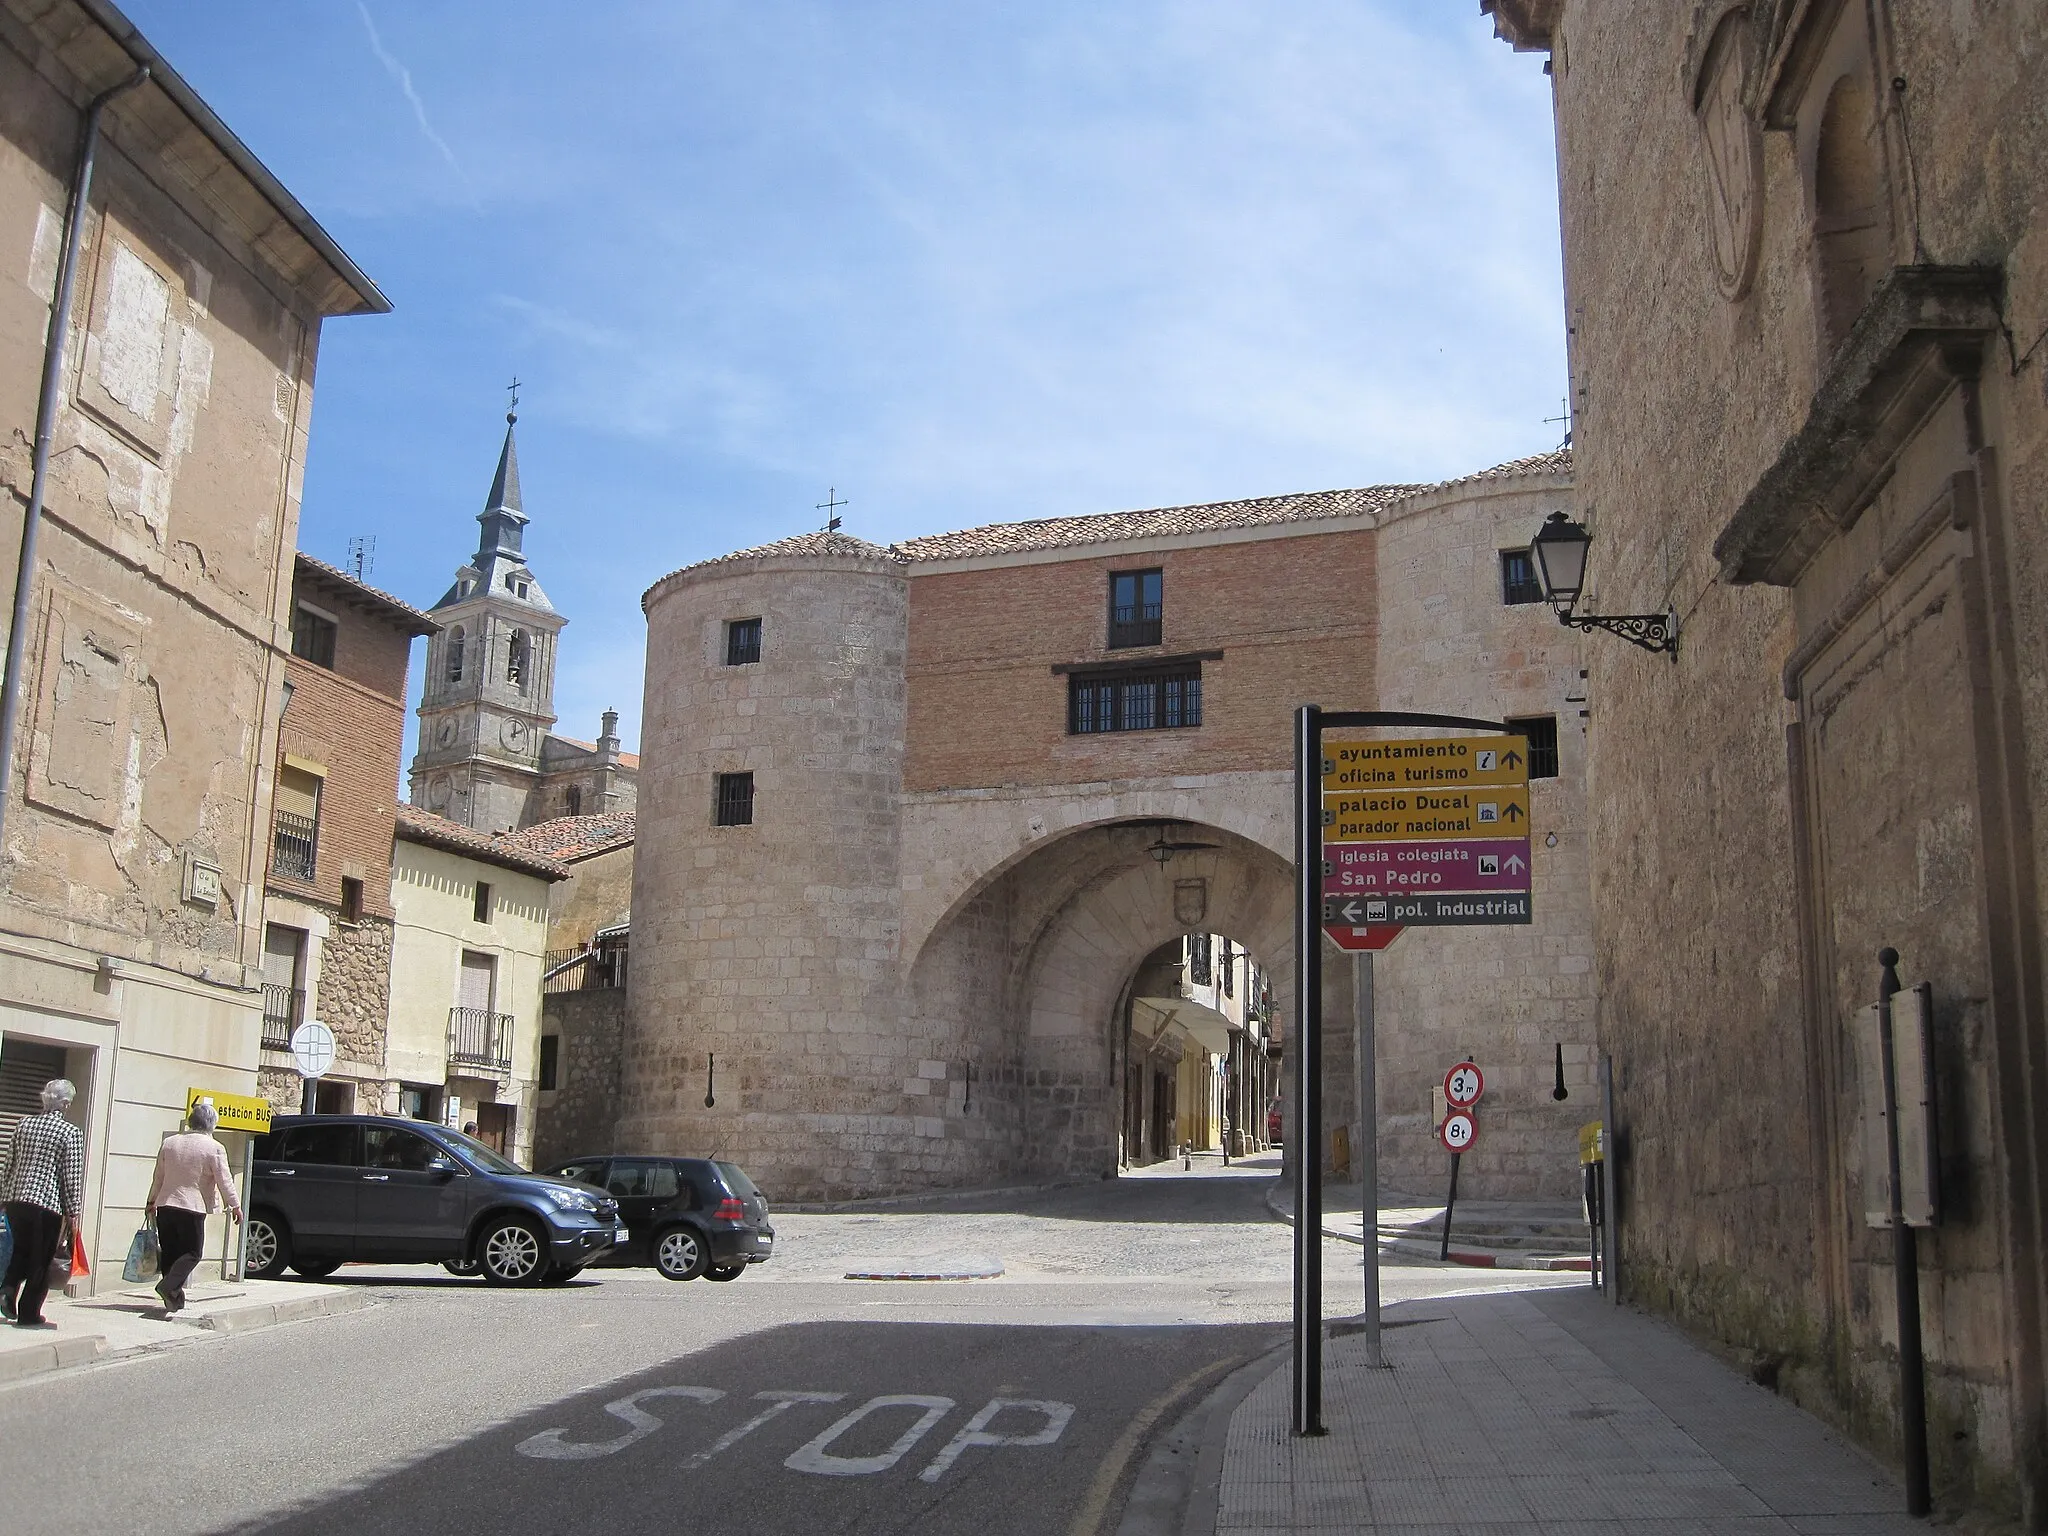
[123,2,1564,760]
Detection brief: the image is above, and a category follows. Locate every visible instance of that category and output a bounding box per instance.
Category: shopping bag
[122,1225,159,1283]
[70,1228,89,1279]
[45,1238,71,1294]
[0,1211,11,1280]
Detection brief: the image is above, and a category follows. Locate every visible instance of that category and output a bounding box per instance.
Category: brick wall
[905,528,1377,791]
[269,652,404,918]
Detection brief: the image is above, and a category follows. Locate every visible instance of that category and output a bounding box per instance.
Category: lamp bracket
[1555,606,1678,660]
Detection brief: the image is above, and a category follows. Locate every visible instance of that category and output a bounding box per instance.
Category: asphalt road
[0,1155,1580,1535]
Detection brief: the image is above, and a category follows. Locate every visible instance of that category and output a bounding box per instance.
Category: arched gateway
[614,451,1593,1202]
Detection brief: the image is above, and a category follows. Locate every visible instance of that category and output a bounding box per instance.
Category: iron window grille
[1189,933,1212,986]
[447,1007,514,1075]
[1505,714,1560,779]
[1108,569,1164,648]
[260,984,303,1051]
[290,605,337,668]
[714,771,756,826]
[1068,664,1202,735]
[726,618,762,666]
[1500,549,1545,606]
[272,809,317,881]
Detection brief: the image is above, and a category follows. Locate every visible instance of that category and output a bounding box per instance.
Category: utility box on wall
[1855,982,1939,1229]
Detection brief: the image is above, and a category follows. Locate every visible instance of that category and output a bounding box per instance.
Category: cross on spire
[817,487,848,532]
[506,375,522,423]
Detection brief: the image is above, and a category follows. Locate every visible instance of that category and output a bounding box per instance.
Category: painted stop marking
[1443,1062,1484,1108]
[1439,1110,1477,1153]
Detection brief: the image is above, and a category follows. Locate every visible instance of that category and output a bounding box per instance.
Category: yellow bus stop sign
[186,1087,272,1134]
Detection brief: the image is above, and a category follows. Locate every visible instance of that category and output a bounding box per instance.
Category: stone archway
[902,818,1356,1186]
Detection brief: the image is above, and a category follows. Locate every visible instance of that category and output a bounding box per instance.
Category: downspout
[0,66,150,846]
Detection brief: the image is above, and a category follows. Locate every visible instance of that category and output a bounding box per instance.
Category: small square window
[291,605,337,668]
[1500,549,1545,606]
[714,771,755,826]
[1505,715,1560,780]
[725,618,762,666]
[340,876,364,923]
[473,881,494,923]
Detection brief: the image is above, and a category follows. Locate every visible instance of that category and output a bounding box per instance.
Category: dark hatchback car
[543,1155,773,1282]
[249,1116,620,1286]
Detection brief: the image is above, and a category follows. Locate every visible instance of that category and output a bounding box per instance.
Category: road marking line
[919,1398,1074,1482]
[516,1386,724,1460]
[1067,1357,1238,1536]
[681,1391,845,1472]
[785,1394,955,1476]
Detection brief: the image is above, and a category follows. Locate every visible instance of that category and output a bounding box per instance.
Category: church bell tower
[409,406,567,831]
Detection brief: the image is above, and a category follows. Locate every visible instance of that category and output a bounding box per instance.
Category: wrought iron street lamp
[1529,511,1677,659]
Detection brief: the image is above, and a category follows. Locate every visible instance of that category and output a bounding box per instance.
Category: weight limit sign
[1439,1109,1477,1152]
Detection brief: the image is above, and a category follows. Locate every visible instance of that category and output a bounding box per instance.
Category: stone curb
[1115,1342,1290,1536]
[0,1289,374,1386]
[1261,1181,1593,1272]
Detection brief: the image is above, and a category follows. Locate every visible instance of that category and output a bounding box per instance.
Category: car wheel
[653,1225,709,1282]
[245,1212,291,1280]
[705,1264,744,1282]
[290,1259,341,1279]
[442,1258,480,1277]
[478,1218,548,1286]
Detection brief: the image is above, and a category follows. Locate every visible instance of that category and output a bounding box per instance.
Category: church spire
[477,407,528,561]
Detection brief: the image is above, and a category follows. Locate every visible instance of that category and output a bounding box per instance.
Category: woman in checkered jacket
[1,1079,86,1329]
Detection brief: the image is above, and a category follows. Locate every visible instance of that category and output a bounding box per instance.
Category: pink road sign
[1323,838,1532,896]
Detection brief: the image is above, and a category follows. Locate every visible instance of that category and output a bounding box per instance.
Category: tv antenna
[347,535,376,582]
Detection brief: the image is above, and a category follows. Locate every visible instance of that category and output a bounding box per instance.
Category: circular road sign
[1439,1110,1477,1153]
[289,1019,336,1080]
[1444,1061,1484,1108]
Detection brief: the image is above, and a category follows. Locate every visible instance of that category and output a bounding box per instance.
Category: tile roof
[546,734,641,771]
[895,448,1571,563]
[394,804,570,879]
[294,553,439,635]
[500,811,636,862]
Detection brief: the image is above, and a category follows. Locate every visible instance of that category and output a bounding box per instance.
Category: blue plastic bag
[0,1210,11,1280]
[122,1224,159,1283]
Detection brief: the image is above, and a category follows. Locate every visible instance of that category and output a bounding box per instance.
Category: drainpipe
[0,66,150,847]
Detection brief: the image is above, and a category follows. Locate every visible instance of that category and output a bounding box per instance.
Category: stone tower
[409,412,567,832]
[624,531,909,1200]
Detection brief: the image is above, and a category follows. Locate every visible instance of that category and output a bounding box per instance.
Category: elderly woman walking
[1,1078,86,1329]
[145,1099,243,1313]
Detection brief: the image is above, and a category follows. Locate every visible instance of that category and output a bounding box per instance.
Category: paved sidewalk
[1216,1287,1926,1533]
[1267,1182,1594,1271]
[0,1274,370,1385]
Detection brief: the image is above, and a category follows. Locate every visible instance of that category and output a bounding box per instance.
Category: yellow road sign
[1322,786,1532,842]
[1321,735,1530,792]
[186,1087,272,1134]
[1579,1121,1604,1165]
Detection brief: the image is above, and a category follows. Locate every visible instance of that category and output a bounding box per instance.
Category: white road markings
[516,1388,1077,1482]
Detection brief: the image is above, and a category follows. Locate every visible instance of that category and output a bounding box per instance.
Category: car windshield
[445,1133,525,1175]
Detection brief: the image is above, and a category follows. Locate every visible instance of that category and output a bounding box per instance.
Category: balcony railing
[448,1007,514,1075]
[1108,601,1163,649]
[272,810,317,882]
[542,939,629,995]
[261,984,303,1051]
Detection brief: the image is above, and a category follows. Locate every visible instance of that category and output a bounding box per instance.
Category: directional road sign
[1322,735,1530,791]
[1324,838,1532,895]
[1324,787,1531,843]
[1384,892,1531,926]
[1438,1110,1477,1152]
[185,1087,273,1134]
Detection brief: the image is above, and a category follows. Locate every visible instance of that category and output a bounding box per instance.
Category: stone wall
[534,987,625,1166]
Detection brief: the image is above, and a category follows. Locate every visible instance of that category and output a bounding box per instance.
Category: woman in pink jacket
[145,1100,243,1312]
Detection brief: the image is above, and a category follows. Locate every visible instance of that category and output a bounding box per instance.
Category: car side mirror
[426,1155,459,1178]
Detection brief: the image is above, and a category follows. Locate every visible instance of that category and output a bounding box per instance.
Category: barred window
[1505,714,1560,779]
[725,618,762,666]
[714,771,755,826]
[1189,933,1212,986]
[1500,549,1545,606]
[1068,664,1202,735]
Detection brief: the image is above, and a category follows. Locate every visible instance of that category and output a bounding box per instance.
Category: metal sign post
[1290,707,1514,1437]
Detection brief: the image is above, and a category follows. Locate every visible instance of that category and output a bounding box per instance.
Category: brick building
[594,448,1593,1205]
[1484,0,2048,1521]
[258,554,435,1114]
[0,0,383,1283]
